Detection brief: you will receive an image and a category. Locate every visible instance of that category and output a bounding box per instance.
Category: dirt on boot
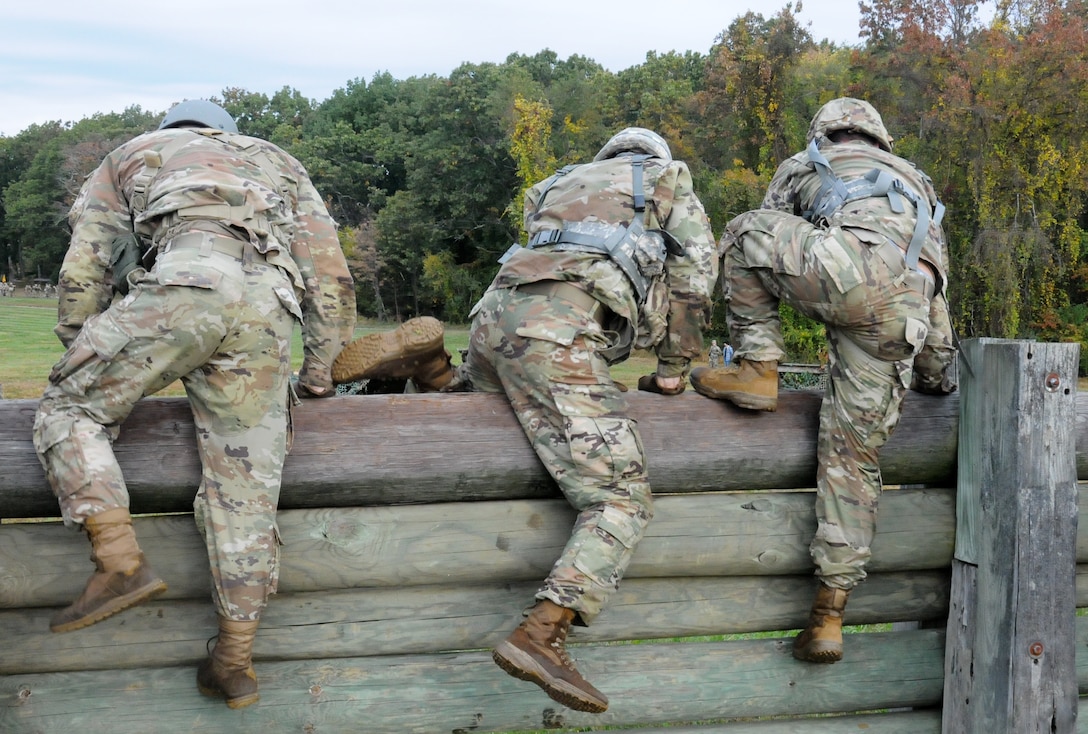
[492,600,608,713]
[332,316,447,385]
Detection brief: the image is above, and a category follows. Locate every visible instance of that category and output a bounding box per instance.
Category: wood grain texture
[1,570,953,675]
[0,388,973,518]
[943,339,1081,734]
[1,489,957,608]
[0,626,955,734]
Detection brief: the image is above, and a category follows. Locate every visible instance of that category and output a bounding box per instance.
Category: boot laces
[549,638,577,670]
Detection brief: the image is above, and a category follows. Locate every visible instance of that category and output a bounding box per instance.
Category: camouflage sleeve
[57,150,131,347]
[652,160,717,378]
[288,170,357,394]
[911,290,958,394]
[761,154,810,215]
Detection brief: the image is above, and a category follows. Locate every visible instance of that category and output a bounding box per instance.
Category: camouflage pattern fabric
[708,343,723,368]
[499,153,717,376]
[33,126,356,621]
[452,287,653,624]
[52,126,356,392]
[722,138,957,591]
[447,150,716,623]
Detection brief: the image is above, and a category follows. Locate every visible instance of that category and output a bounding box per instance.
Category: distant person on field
[708,339,723,368]
[721,340,734,364]
[32,100,356,709]
[332,127,717,713]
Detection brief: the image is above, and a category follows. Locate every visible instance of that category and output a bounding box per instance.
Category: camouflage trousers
[723,210,935,589]
[450,285,653,625]
[33,237,299,621]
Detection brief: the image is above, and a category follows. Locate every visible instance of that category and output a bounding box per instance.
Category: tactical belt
[165,232,262,261]
[516,280,607,325]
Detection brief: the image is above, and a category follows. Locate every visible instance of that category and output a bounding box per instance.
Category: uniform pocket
[812,228,865,294]
[903,316,929,358]
[273,284,303,321]
[154,257,223,289]
[32,418,89,503]
[515,319,581,346]
[48,313,132,390]
[550,383,639,481]
[572,504,645,584]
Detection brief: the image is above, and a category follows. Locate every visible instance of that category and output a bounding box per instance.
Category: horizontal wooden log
[0,571,952,675]
[8,621,1088,734]
[1,489,956,609]
[572,707,1088,734]
[0,627,951,734]
[15,560,1088,678]
[0,389,975,518]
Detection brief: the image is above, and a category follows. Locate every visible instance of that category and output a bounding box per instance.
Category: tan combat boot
[492,600,609,713]
[689,359,779,411]
[792,583,851,663]
[331,315,453,390]
[50,507,167,633]
[197,617,261,709]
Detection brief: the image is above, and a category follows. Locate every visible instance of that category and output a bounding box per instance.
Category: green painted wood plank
[1,571,951,675]
[0,628,949,734]
[0,489,956,609]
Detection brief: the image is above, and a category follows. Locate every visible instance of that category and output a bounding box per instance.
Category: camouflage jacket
[489,153,716,377]
[59,127,356,385]
[762,139,950,294]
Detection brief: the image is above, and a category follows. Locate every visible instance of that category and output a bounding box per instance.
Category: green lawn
[0,298,661,399]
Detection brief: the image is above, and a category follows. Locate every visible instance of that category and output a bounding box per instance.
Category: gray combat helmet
[159,100,238,133]
[807,97,893,152]
[594,127,672,162]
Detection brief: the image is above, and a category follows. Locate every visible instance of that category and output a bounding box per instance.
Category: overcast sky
[1,0,864,137]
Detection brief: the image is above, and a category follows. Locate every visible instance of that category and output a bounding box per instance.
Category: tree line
[2,0,1085,373]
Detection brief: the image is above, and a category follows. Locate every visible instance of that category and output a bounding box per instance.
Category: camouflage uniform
[453,147,717,624]
[33,124,356,621]
[708,341,723,368]
[722,100,956,590]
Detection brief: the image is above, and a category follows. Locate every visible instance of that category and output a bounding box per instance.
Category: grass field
[0,297,661,399]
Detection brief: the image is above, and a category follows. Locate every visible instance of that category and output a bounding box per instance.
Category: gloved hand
[294,379,332,398]
[296,357,335,398]
[637,374,685,396]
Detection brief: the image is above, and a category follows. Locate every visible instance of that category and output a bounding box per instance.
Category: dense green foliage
[2,1,1086,372]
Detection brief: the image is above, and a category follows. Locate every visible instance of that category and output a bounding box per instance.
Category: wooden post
[943,338,1081,733]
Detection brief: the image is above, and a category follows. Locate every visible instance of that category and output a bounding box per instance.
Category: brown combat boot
[492,600,609,713]
[331,316,453,390]
[197,617,261,709]
[50,508,167,633]
[689,359,779,411]
[792,583,851,663]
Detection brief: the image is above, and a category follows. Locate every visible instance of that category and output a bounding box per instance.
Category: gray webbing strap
[806,139,943,271]
[532,164,579,214]
[630,154,649,213]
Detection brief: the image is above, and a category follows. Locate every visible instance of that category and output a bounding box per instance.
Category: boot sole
[792,642,843,664]
[492,641,608,713]
[50,579,168,633]
[332,316,445,384]
[690,383,777,412]
[197,682,260,709]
